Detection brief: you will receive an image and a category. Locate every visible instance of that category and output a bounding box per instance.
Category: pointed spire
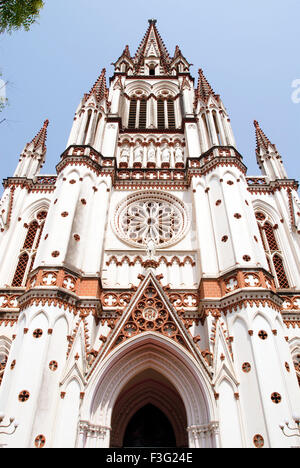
[174,45,181,57]
[123,44,131,58]
[84,68,108,105]
[254,120,277,153]
[28,119,49,152]
[134,20,171,73]
[196,69,218,102]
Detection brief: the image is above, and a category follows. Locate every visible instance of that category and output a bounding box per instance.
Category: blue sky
[0,0,299,188]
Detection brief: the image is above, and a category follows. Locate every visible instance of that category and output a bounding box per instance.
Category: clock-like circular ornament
[113,191,189,249]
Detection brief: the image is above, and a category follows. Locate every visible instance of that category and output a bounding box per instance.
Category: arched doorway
[123,404,176,448]
[79,335,218,448]
[110,368,188,447]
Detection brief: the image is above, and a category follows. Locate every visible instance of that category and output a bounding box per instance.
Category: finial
[148,19,157,25]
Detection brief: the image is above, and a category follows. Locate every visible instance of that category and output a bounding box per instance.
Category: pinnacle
[196,68,218,102]
[85,68,108,104]
[254,120,275,152]
[29,119,49,152]
[123,45,131,57]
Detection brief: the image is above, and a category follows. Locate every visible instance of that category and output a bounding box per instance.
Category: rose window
[113,191,188,248]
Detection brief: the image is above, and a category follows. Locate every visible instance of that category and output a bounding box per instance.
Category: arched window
[255,212,289,289]
[139,99,147,129]
[149,65,155,76]
[128,99,137,129]
[127,94,176,130]
[82,109,92,145]
[157,99,165,129]
[201,114,210,145]
[12,211,48,287]
[167,100,176,129]
[212,110,222,145]
[94,114,102,145]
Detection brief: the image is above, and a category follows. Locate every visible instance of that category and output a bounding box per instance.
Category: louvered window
[157,99,165,129]
[128,99,137,129]
[167,100,176,129]
[139,100,147,129]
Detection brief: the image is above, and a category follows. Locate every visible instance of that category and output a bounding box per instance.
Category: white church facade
[0,20,300,448]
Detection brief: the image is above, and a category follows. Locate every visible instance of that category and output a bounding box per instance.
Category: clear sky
[0,0,299,189]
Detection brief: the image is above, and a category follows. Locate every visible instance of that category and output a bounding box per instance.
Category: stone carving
[161,145,171,168]
[174,143,184,168]
[133,144,143,168]
[119,145,130,168]
[147,143,156,167]
[146,238,156,259]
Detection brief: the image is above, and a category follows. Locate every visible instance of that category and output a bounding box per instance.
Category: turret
[194,69,236,153]
[14,120,49,178]
[254,120,288,180]
[67,68,109,152]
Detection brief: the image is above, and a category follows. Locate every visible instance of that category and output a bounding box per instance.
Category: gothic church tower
[0,20,300,449]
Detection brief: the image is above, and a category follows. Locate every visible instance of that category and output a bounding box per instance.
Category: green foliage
[0,0,44,33]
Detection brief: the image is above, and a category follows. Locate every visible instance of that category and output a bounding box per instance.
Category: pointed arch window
[128,99,137,129]
[12,211,48,287]
[156,98,176,130]
[139,99,147,129]
[167,100,176,129]
[201,114,210,145]
[255,212,289,289]
[212,110,222,145]
[157,99,165,129]
[82,109,92,145]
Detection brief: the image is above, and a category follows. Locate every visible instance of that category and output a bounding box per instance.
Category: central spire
[134,19,171,74]
[112,20,191,76]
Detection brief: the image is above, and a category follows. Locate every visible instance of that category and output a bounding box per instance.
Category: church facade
[0,20,300,448]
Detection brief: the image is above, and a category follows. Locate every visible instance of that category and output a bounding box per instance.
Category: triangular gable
[145,40,159,58]
[99,271,207,365]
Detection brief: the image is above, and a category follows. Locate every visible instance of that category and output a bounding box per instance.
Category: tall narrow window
[256,212,289,289]
[139,100,147,129]
[167,100,176,129]
[94,114,102,146]
[273,255,289,289]
[202,114,210,146]
[12,253,29,287]
[83,109,92,145]
[12,211,48,287]
[157,99,165,129]
[128,99,137,129]
[213,111,222,145]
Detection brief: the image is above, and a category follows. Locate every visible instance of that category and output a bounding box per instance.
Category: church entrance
[110,368,188,447]
[123,404,176,448]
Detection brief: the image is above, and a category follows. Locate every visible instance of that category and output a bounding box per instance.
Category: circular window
[113,191,189,249]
